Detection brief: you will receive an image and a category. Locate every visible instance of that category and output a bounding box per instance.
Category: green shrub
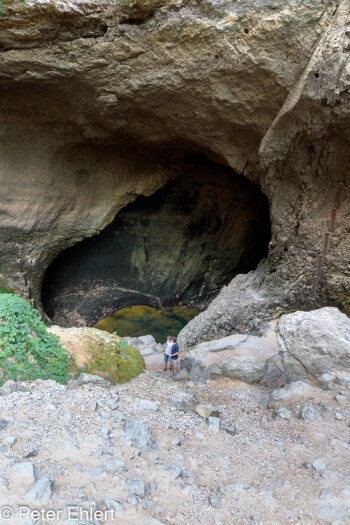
[0,294,70,385]
[0,0,26,15]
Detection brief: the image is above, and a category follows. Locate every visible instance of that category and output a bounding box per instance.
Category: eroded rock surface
[180,322,278,383]
[0,0,349,340]
[276,307,350,383]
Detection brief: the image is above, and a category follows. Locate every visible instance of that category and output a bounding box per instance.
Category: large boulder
[211,355,268,384]
[276,308,350,383]
[181,325,277,384]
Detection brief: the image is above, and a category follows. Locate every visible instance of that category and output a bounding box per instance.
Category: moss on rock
[48,325,144,384]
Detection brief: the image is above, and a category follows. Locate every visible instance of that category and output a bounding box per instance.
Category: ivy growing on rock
[0,294,70,385]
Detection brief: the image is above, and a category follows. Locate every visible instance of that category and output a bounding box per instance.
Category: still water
[94,304,198,343]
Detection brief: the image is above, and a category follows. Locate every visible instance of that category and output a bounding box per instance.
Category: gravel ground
[0,370,349,525]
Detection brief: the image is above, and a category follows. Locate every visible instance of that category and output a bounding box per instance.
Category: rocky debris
[123,419,157,451]
[12,462,36,490]
[312,459,328,472]
[124,335,163,356]
[276,308,350,383]
[267,381,321,410]
[163,463,183,479]
[137,399,159,411]
[24,448,38,459]
[24,477,53,505]
[67,373,111,389]
[104,497,124,514]
[196,405,214,419]
[129,479,148,499]
[299,403,322,421]
[0,380,28,396]
[208,492,221,508]
[170,390,196,412]
[208,416,221,434]
[260,357,287,390]
[0,368,349,524]
[224,423,237,436]
[273,407,293,420]
[319,369,350,391]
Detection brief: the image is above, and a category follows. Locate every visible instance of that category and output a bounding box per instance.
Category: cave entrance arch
[42,155,271,328]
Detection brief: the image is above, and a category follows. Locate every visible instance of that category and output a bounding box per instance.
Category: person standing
[170,336,179,376]
[163,335,173,372]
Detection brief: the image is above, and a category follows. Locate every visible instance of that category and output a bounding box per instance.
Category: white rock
[24,477,53,505]
[277,308,350,382]
[13,462,36,491]
[138,399,159,411]
[208,416,221,433]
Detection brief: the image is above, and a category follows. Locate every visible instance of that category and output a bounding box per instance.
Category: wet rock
[277,308,350,383]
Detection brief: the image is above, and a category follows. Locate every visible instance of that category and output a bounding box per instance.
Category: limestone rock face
[276,308,350,383]
[0,0,349,341]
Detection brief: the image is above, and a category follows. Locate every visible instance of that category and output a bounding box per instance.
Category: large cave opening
[42,154,271,330]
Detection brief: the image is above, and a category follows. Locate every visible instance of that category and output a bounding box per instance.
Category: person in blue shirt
[170,336,179,376]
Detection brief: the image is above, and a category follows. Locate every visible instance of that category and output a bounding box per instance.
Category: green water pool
[94,304,198,343]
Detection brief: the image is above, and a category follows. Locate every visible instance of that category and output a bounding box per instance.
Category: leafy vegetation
[0,294,70,385]
[0,0,25,15]
[0,286,15,295]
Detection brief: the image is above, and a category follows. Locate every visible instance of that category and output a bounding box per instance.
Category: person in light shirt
[163,335,173,372]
